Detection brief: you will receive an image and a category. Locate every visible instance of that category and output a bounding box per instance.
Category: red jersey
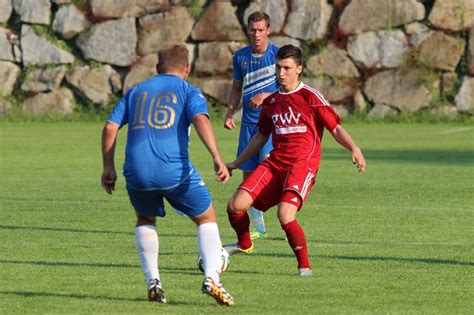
[258,82,341,170]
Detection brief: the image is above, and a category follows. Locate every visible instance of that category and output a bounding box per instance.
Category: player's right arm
[224,79,243,130]
[227,131,269,174]
[101,122,119,194]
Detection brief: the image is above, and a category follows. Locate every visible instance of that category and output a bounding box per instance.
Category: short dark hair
[157,44,189,73]
[247,11,270,28]
[277,45,303,66]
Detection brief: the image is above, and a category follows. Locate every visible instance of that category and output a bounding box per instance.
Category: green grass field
[1,121,473,314]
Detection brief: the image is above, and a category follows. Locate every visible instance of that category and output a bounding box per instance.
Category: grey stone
[52,4,91,39]
[455,77,474,114]
[21,88,74,116]
[197,78,233,105]
[339,0,424,34]
[430,105,458,117]
[21,66,67,93]
[194,42,243,75]
[406,22,434,47]
[109,70,122,94]
[13,44,21,63]
[368,104,398,119]
[333,105,350,117]
[269,36,301,48]
[13,0,51,25]
[347,32,380,68]
[283,0,332,40]
[418,32,464,72]
[76,18,137,67]
[0,0,13,22]
[21,25,75,66]
[186,43,196,66]
[0,98,12,116]
[378,31,409,68]
[66,65,118,105]
[441,72,458,98]
[303,76,356,103]
[306,43,359,78]
[123,54,158,94]
[0,28,15,62]
[353,88,367,112]
[428,0,474,32]
[243,0,288,33]
[0,61,21,96]
[192,1,246,41]
[347,30,408,68]
[89,0,169,19]
[138,7,193,56]
[364,68,433,112]
[468,28,474,75]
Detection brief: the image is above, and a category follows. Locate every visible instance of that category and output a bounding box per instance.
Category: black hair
[277,45,303,66]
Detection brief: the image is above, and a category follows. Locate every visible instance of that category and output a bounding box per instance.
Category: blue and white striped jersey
[232,42,279,124]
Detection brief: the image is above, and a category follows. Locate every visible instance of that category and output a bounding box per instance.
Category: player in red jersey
[224,45,366,276]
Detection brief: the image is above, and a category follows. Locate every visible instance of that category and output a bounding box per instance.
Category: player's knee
[227,197,247,213]
[136,214,156,226]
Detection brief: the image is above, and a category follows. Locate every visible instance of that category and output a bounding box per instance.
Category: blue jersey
[107,74,208,190]
[233,42,279,124]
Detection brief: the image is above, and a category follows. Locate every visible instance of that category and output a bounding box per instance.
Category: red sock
[282,220,311,269]
[227,211,252,250]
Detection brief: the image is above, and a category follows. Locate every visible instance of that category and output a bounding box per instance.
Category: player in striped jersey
[224,11,280,240]
[224,45,366,276]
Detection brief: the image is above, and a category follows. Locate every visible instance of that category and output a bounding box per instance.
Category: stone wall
[0,0,473,117]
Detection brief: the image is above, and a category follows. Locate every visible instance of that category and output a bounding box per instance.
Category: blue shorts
[237,123,273,172]
[127,170,212,218]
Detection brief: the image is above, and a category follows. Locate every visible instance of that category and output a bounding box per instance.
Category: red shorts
[239,160,318,211]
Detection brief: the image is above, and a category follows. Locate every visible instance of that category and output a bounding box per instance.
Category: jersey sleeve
[186,85,209,122]
[310,92,341,132]
[257,104,273,136]
[107,91,130,127]
[314,105,342,132]
[232,54,243,81]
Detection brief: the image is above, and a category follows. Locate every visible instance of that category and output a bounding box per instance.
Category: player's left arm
[101,122,120,194]
[193,114,230,183]
[227,131,270,173]
[330,125,366,173]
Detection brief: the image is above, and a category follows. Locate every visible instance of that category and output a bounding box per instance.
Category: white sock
[249,207,266,233]
[135,225,160,285]
[197,222,222,283]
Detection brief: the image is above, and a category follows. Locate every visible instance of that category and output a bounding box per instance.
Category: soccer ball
[197,247,230,274]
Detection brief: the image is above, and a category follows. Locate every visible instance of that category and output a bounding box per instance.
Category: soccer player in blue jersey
[224,11,279,240]
[101,44,234,306]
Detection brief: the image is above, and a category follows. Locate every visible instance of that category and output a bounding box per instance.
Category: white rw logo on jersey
[273,107,307,135]
[272,106,301,125]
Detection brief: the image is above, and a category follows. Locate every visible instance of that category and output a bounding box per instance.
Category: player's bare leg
[243,171,268,240]
[135,214,166,302]
[191,206,235,306]
[277,199,312,276]
[225,189,254,254]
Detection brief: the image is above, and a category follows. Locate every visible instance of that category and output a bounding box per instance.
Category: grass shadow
[0,259,138,269]
[321,254,474,267]
[324,148,474,165]
[0,225,195,238]
[0,290,199,306]
[0,290,142,302]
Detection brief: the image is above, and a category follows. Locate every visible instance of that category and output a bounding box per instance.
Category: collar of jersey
[279,81,304,95]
